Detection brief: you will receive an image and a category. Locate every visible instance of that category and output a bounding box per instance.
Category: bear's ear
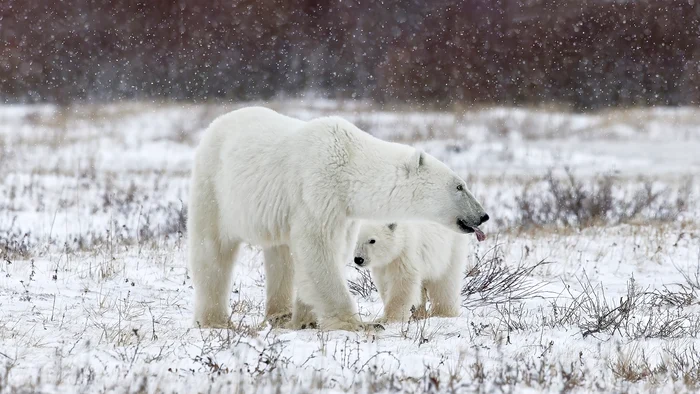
[412,150,424,169]
[404,150,425,176]
[387,223,397,232]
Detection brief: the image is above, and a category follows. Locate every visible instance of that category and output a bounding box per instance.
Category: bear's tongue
[472,227,486,242]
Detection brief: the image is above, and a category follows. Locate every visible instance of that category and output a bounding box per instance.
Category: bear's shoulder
[302,116,363,139]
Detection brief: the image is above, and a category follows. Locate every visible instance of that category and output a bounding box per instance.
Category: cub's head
[353,223,401,268]
[400,149,489,240]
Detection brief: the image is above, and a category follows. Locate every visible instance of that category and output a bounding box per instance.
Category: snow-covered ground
[1,101,699,393]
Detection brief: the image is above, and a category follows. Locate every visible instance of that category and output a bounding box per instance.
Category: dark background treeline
[2,0,699,110]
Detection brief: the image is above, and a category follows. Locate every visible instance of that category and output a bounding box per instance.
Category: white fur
[187,107,486,331]
[354,222,472,322]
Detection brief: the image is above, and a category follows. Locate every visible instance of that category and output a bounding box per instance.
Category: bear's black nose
[480,214,490,224]
[354,257,364,266]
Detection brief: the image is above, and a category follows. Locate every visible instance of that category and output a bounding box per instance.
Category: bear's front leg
[263,245,294,328]
[290,228,380,332]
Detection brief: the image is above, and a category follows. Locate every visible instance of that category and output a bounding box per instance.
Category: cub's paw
[266,312,292,328]
[300,321,318,330]
[194,309,233,329]
[411,306,430,320]
[428,309,459,319]
[321,316,385,332]
[381,312,414,324]
[286,314,319,330]
[363,322,386,331]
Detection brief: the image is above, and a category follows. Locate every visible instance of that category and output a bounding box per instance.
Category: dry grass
[514,169,691,230]
[610,345,700,388]
[0,217,31,261]
[462,244,550,308]
[547,272,700,341]
[348,267,378,299]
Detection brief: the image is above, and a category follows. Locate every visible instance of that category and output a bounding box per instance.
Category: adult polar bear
[188,107,489,331]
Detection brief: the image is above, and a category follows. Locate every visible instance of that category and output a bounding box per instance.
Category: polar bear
[353,221,484,323]
[187,106,489,331]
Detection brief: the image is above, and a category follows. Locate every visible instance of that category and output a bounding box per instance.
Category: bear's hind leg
[191,237,240,328]
[264,245,294,327]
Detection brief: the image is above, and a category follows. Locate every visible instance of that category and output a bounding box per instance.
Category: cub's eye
[456,185,464,191]
[369,239,376,244]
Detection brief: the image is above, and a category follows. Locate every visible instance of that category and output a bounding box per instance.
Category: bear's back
[210,106,307,143]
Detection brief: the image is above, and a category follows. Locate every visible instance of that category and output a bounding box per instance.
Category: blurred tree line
[1,0,699,110]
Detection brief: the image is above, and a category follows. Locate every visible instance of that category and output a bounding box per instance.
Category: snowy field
[1,101,700,393]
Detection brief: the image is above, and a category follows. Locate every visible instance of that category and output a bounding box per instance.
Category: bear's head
[353,222,401,268]
[394,149,489,239]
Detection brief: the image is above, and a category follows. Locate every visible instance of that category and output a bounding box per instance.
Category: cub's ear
[387,223,397,232]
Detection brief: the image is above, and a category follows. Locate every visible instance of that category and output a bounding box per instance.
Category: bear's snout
[480,214,490,224]
[354,257,365,266]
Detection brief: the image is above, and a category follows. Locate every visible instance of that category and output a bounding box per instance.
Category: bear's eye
[369,239,376,244]
[456,184,464,191]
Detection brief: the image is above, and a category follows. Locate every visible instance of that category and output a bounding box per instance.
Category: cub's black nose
[480,214,490,224]
[354,257,364,266]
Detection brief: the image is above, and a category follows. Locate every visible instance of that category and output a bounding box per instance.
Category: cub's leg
[411,285,430,320]
[378,259,422,323]
[288,297,318,329]
[425,262,462,318]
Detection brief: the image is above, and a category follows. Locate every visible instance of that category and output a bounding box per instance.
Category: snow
[1,102,699,393]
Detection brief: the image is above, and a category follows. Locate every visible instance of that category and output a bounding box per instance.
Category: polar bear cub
[188,106,489,331]
[354,221,484,322]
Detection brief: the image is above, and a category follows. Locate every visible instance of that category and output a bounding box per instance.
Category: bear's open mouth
[456,218,486,242]
[457,220,474,233]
